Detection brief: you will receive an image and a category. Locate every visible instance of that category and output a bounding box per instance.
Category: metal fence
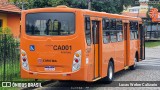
[146,31,160,40]
[0,34,20,81]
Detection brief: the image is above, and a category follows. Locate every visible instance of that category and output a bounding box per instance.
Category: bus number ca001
[53,45,72,50]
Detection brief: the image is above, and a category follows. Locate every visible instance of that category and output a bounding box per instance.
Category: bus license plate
[44,66,55,71]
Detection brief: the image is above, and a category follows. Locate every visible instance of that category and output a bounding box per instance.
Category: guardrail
[145,31,160,41]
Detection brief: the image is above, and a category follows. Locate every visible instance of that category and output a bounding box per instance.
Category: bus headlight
[72,50,82,72]
[21,49,29,70]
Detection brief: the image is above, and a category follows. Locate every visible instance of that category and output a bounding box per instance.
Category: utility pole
[22,1,24,10]
[20,0,28,10]
[88,0,92,10]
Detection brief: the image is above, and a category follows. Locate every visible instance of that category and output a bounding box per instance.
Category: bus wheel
[103,61,114,83]
[130,57,137,70]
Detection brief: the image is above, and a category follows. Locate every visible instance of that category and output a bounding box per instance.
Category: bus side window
[135,22,139,39]
[103,18,110,44]
[130,21,135,40]
[116,20,123,42]
[85,17,91,46]
[130,21,138,40]
[110,19,117,42]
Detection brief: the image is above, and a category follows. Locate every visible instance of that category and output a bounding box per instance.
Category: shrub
[0,27,12,34]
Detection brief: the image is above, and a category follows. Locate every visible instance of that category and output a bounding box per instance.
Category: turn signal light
[75,53,80,57]
[22,53,26,56]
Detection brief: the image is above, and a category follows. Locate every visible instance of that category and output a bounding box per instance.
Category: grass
[0,60,34,81]
[0,87,20,90]
[0,60,20,81]
[0,60,44,89]
[145,41,160,47]
[0,60,45,82]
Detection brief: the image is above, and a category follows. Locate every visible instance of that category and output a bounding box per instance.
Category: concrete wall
[0,12,21,38]
[7,13,21,38]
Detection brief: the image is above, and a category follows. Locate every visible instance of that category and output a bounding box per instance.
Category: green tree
[149,4,160,11]
[91,0,135,14]
[9,0,134,13]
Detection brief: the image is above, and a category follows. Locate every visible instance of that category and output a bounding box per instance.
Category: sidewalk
[145,46,160,58]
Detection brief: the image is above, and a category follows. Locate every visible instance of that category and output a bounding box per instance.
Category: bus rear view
[21,6,144,83]
[20,7,87,81]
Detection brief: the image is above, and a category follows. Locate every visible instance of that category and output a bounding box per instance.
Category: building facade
[122,0,160,40]
[0,0,21,38]
[122,1,149,18]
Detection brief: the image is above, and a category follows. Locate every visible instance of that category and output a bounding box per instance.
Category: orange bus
[20,5,145,83]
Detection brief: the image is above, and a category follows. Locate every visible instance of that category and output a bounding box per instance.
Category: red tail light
[23,58,26,62]
[72,50,81,72]
[21,49,29,70]
[75,59,79,63]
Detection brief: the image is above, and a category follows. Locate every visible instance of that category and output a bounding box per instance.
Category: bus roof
[22,5,142,22]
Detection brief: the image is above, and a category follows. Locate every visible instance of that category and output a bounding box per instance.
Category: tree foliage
[10,0,135,13]
[149,4,160,11]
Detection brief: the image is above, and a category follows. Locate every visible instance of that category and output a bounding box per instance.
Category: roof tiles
[122,12,147,18]
[0,0,21,13]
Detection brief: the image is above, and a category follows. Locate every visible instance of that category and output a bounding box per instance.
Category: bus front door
[140,24,145,60]
[92,21,100,78]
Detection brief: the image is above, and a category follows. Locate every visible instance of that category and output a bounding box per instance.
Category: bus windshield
[26,12,75,36]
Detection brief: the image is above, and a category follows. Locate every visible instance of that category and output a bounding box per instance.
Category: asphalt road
[36,46,160,90]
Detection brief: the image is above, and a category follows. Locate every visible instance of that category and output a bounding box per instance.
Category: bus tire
[130,56,137,70]
[103,61,114,83]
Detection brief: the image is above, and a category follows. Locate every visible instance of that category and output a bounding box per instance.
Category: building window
[129,9,139,13]
[0,19,2,27]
